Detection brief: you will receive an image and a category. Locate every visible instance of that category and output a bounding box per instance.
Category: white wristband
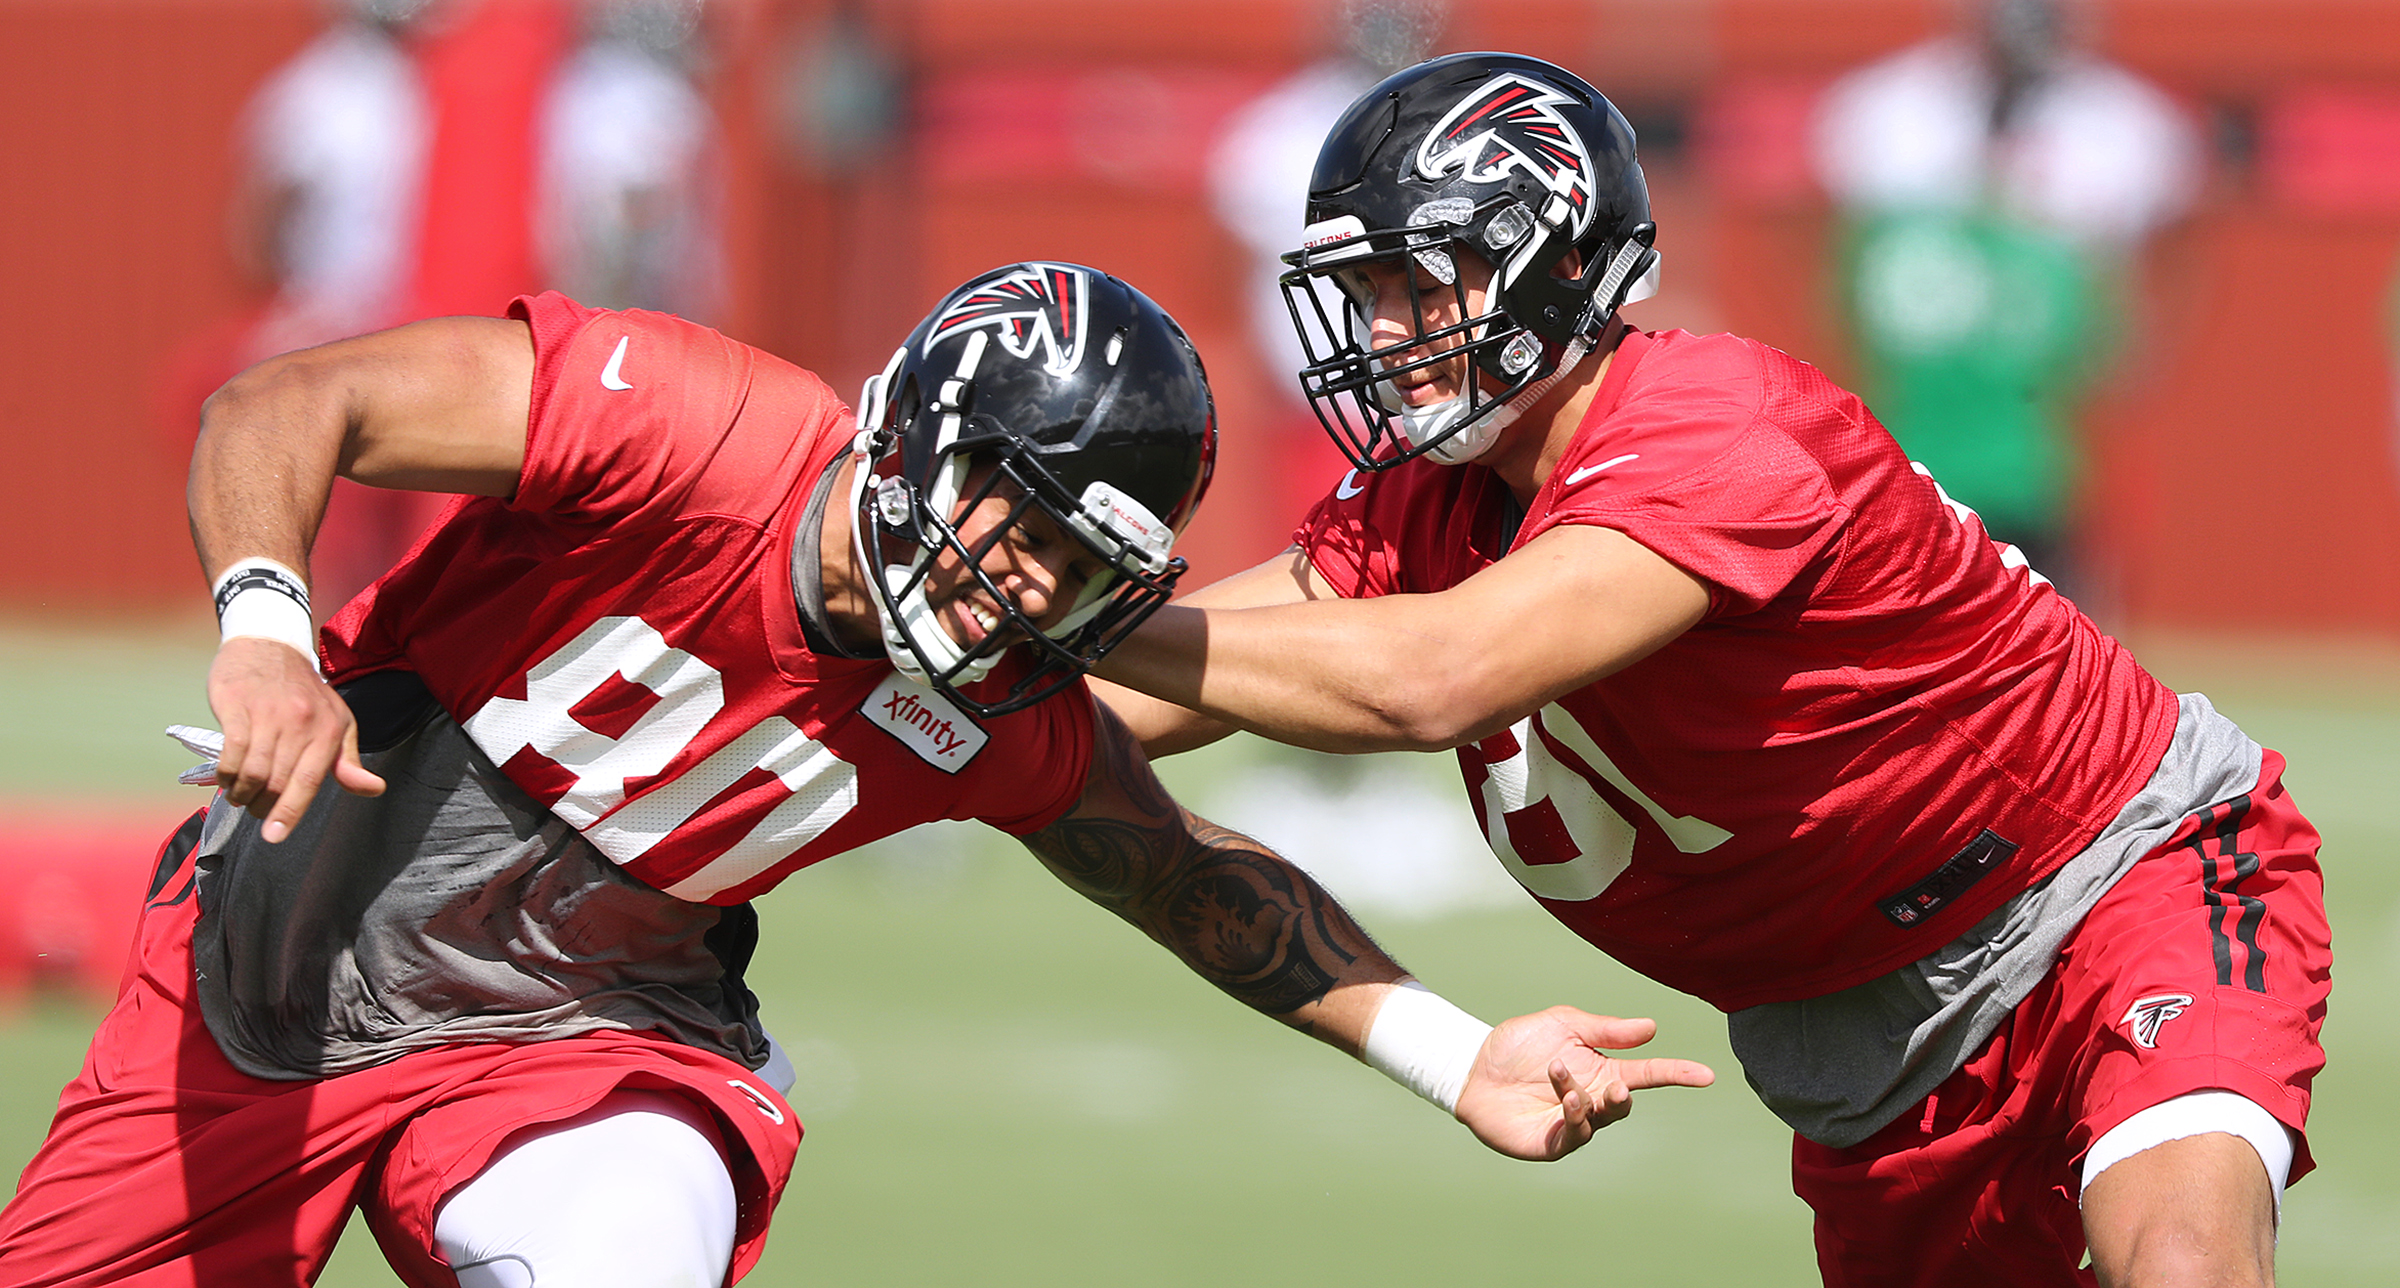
[212,557,319,672]
[1362,980,1492,1115]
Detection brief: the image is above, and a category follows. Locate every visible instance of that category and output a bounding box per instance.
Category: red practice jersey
[1296,328,2178,1010]
[325,293,1093,903]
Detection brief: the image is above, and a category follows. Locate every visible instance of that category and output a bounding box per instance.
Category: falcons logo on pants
[2121,992,2195,1049]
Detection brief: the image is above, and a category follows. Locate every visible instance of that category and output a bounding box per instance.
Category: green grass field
[1,620,2394,1285]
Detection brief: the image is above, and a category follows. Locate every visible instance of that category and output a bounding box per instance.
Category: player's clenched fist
[207,636,384,842]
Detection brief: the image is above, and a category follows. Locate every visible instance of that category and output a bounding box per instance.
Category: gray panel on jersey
[1731,691,2263,1148]
[191,710,770,1080]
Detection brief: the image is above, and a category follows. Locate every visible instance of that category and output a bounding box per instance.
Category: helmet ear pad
[1462,195,1658,391]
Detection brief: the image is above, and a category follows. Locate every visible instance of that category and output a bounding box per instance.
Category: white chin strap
[846,438,1004,689]
[887,568,1000,685]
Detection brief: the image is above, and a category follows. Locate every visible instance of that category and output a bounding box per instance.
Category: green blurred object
[1840,209,2101,555]
[1,624,2394,1286]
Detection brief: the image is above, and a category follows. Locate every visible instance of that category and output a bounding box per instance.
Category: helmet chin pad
[1379,327,1594,466]
[881,564,1003,688]
[1389,392,1504,465]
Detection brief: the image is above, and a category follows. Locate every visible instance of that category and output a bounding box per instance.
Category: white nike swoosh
[1335,469,1366,500]
[600,336,633,391]
[1565,453,1640,486]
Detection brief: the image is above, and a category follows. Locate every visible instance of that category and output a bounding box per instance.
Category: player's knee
[2088,1216,2274,1288]
[434,1090,738,1288]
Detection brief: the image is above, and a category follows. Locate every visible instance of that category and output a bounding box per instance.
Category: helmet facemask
[850,333,1189,718]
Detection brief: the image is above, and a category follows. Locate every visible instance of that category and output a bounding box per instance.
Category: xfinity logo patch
[865,674,988,772]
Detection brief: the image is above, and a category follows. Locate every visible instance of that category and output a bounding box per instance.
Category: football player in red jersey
[0,263,1712,1288]
[1094,54,2328,1288]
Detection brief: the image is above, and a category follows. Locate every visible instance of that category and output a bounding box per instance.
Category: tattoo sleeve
[1022,708,1400,1025]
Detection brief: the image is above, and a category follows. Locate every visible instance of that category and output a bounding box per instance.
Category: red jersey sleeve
[1521,330,1852,617]
[508,292,840,532]
[1292,482,1387,598]
[967,679,1097,836]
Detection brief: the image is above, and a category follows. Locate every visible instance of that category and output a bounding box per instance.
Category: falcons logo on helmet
[2121,992,2196,1049]
[1412,73,1597,239]
[927,263,1090,377]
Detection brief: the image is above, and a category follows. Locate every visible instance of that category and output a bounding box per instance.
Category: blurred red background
[2,0,2397,638]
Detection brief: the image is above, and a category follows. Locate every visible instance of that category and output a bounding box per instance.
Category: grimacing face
[913,466,1104,654]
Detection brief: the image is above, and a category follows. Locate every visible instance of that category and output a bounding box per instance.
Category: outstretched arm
[190,316,535,839]
[1019,700,1399,1041]
[1020,704,1713,1159]
[1094,522,1710,754]
[1087,545,1329,758]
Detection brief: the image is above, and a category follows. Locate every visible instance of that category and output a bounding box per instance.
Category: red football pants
[1791,751,2328,1287]
[0,812,803,1288]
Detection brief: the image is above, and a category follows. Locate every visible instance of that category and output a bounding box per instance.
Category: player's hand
[1452,1007,1714,1162]
[207,636,384,842]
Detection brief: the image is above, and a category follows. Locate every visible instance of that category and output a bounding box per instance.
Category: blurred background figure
[183,0,732,616]
[1207,0,1446,531]
[204,0,457,616]
[537,0,724,319]
[1812,0,2201,603]
[229,0,438,358]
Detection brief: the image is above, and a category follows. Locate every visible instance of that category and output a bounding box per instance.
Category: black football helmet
[1280,52,1659,469]
[850,262,1217,717]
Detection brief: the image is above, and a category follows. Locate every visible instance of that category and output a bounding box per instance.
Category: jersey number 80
[464,616,860,901]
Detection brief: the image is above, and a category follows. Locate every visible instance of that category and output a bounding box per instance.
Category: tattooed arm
[1021,699,1402,1050]
[1020,704,1717,1159]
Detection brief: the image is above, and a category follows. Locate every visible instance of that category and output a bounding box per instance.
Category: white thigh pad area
[434,1090,738,1288]
[2080,1090,2296,1214]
